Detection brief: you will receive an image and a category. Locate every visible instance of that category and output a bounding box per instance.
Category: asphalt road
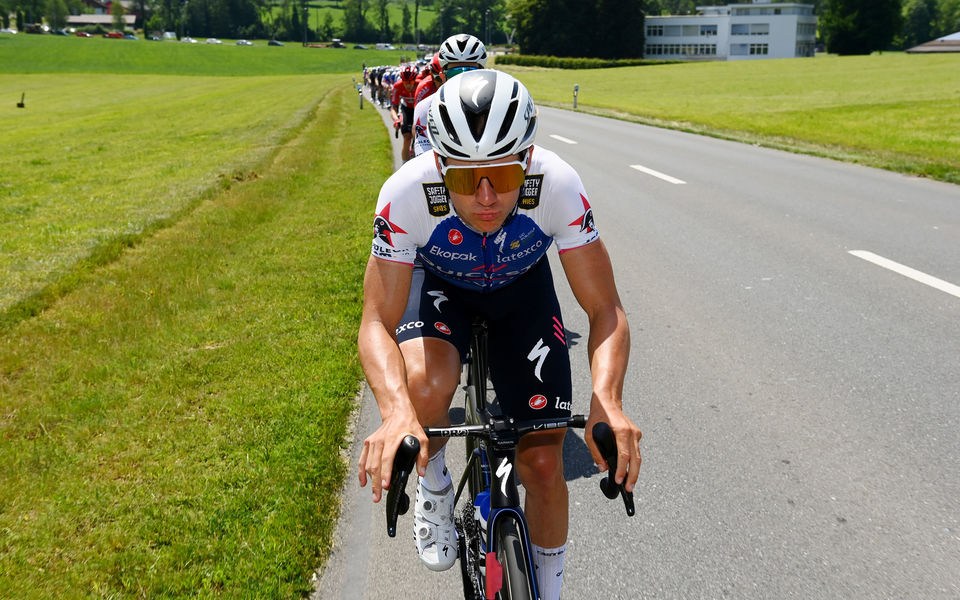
[314,97,960,599]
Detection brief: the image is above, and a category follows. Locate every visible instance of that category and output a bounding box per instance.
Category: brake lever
[385,435,420,537]
[592,422,635,517]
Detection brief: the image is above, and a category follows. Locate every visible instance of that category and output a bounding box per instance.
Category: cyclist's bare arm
[558,239,643,492]
[357,256,429,502]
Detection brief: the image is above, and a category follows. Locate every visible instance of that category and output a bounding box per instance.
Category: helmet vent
[496,99,519,144]
[438,104,461,146]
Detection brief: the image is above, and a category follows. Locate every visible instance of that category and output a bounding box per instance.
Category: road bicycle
[386,320,634,599]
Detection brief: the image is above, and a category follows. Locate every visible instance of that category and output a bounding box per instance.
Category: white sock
[531,542,566,600]
[422,446,451,491]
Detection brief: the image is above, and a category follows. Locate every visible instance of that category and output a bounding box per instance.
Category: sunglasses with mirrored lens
[441,161,527,195]
[443,66,478,78]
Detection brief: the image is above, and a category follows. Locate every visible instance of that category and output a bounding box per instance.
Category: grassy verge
[0,82,392,598]
[0,72,343,322]
[498,53,960,184]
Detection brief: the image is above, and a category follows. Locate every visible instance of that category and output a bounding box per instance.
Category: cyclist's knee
[517,437,565,491]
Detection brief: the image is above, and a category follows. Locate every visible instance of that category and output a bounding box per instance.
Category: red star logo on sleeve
[373,203,407,247]
[568,194,596,233]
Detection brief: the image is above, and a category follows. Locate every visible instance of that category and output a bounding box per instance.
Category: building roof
[906,31,960,53]
[67,14,136,27]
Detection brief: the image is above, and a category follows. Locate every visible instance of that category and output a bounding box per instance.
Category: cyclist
[411,33,487,158]
[357,70,642,600]
[390,65,419,162]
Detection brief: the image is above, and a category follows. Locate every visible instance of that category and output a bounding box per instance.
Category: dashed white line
[629,164,687,185]
[549,134,578,145]
[849,250,960,299]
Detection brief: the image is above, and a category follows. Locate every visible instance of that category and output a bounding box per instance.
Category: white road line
[549,134,578,145]
[629,164,687,185]
[849,250,960,299]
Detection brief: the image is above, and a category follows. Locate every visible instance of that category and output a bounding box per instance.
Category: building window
[751,23,769,35]
[731,43,748,55]
[682,24,699,36]
[731,23,749,35]
[664,25,682,37]
[647,25,663,37]
[700,24,718,36]
[749,43,769,55]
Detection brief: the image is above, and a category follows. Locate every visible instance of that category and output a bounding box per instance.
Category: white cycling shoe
[413,477,458,571]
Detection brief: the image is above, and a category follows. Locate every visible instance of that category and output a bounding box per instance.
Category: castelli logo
[435,322,451,335]
[529,395,547,410]
[448,229,463,245]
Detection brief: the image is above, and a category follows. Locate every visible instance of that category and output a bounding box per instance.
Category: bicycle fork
[477,444,539,600]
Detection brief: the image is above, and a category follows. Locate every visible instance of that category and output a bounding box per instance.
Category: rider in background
[357,70,642,600]
[411,33,488,158]
[390,65,419,162]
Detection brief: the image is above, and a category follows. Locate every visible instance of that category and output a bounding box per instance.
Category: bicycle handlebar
[385,435,420,538]
[384,416,633,536]
[592,421,636,517]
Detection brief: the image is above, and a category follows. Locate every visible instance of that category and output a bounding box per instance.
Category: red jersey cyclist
[357,70,642,600]
[390,65,419,162]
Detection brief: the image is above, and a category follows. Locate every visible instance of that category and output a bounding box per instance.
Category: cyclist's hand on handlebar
[585,401,643,493]
[358,412,428,503]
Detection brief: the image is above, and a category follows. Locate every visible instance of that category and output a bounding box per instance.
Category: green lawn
[1,32,957,599]
[498,53,960,183]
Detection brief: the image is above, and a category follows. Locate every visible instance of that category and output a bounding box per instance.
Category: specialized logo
[434,322,451,335]
[374,203,407,247]
[569,194,596,234]
[518,174,543,210]
[527,338,550,382]
[427,290,448,312]
[529,395,548,410]
[448,229,463,245]
[496,457,513,498]
[422,183,451,217]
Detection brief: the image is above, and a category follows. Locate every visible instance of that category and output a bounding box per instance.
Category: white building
[645,1,817,61]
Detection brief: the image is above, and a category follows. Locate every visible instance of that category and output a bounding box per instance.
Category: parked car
[236,39,253,46]
[205,37,221,44]
[104,31,124,38]
[148,35,162,41]
[353,44,368,49]
[124,34,138,40]
[181,36,198,43]
[0,28,17,34]
[267,39,284,46]
[76,31,92,37]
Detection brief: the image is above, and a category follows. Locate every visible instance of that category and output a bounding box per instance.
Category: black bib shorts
[396,258,573,422]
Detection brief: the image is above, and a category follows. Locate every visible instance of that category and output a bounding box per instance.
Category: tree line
[3,0,959,54]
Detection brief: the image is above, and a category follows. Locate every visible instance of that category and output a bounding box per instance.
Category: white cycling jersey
[371,146,600,292]
[411,95,433,157]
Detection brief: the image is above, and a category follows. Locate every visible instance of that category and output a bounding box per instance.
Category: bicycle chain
[456,504,484,600]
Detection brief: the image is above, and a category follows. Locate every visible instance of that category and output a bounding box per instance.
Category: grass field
[498,53,960,183]
[1,38,392,597]
[1,32,958,599]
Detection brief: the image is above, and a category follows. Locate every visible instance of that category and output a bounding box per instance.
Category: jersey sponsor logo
[518,174,543,210]
[448,229,463,245]
[554,398,571,411]
[529,394,548,410]
[494,239,544,264]
[373,202,407,248]
[568,193,596,234]
[434,321,451,335]
[429,245,477,262]
[422,183,451,217]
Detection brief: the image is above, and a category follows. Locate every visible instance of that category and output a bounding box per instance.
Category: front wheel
[495,518,534,600]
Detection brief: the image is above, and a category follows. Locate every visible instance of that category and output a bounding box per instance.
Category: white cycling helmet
[437,34,488,69]
[427,69,538,161]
